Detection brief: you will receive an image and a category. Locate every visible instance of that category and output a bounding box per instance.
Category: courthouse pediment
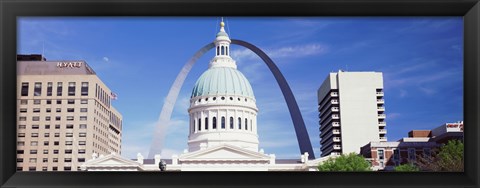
[83,153,141,167]
[179,144,271,161]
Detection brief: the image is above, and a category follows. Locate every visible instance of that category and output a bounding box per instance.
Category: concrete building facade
[16,56,123,171]
[317,71,386,157]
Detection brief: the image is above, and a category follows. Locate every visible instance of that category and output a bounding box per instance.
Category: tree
[394,163,420,172]
[415,139,464,172]
[318,153,371,171]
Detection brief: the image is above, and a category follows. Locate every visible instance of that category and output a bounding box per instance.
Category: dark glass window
[245,118,248,130]
[34,82,42,96]
[205,118,208,130]
[21,82,29,96]
[198,118,201,131]
[68,99,75,104]
[81,82,88,96]
[230,117,234,129]
[212,117,217,129]
[56,82,63,96]
[68,82,75,96]
[238,117,241,129]
[221,117,225,129]
[67,108,74,112]
[47,82,53,96]
[378,149,384,160]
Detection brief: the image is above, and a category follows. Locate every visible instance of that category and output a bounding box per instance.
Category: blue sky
[18,17,463,159]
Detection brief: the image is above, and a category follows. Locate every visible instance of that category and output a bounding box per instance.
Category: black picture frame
[1,0,479,188]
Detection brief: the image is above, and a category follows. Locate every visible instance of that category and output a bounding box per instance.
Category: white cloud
[103,57,109,62]
[231,43,328,62]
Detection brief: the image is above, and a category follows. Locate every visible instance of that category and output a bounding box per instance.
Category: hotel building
[16,55,123,171]
[317,71,386,157]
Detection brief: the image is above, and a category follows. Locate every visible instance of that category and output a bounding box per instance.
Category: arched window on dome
[238,117,241,129]
[216,46,219,56]
[250,120,253,131]
[226,46,228,56]
[245,118,248,130]
[205,117,209,130]
[221,46,225,55]
[230,117,234,129]
[192,119,195,133]
[198,118,201,131]
[213,117,217,129]
[221,117,225,129]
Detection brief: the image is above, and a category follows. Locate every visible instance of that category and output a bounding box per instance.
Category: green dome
[191,67,254,98]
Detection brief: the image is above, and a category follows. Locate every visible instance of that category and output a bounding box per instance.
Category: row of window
[18,140,87,146]
[17,166,79,171]
[18,132,87,138]
[193,117,253,132]
[19,99,89,105]
[17,158,85,163]
[19,116,87,121]
[19,124,87,129]
[20,107,88,113]
[17,149,86,155]
[21,82,89,97]
[197,96,250,103]
[216,45,230,56]
[377,148,432,161]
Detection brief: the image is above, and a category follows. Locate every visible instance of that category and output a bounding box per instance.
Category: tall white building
[17,56,123,171]
[317,71,386,157]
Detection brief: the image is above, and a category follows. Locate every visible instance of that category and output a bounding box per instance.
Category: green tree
[317,153,371,171]
[394,163,420,172]
[415,139,464,171]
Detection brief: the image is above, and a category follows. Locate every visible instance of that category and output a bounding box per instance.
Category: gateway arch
[148,39,315,160]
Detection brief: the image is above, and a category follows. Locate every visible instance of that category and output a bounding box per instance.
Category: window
[55,116,61,121]
[393,149,400,160]
[18,133,25,137]
[44,133,50,137]
[81,99,88,104]
[55,124,60,129]
[408,148,416,160]
[64,166,71,171]
[81,82,89,96]
[20,100,27,105]
[53,158,58,162]
[78,149,86,154]
[67,108,74,112]
[205,117,208,130]
[65,150,72,154]
[17,141,25,146]
[66,124,74,129]
[78,158,86,162]
[45,125,50,129]
[33,99,41,104]
[17,158,23,162]
[238,117,241,129]
[79,133,87,137]
[378,149,385,160]
[230,117,234,129]
[245,118,248,130]
[43,150,48,154]
[68,99,75,104]
[43,158,48,163]
[31,133,38,137]
[17,150,24,154]
[65,158,72,162]
[67,116,74,121]
[43,141,49,146]
[80,108,87,112]
[45,116,51,121]
[57,82,63,96]
[198,118,201,131]
[80,124,87,129]
[17,167,23,171]
[80,116,87,121]
[53,150,59,154]
[56,108,61,112]
[54,141,59,146]
[29,158,37,163]
[54,133,60,137]
[68,82,76,96]
[66,141,73,145]
[66,133,73,137]
[21,82,29,96]
[79,141,86,145]
[30,141,38,146]
[33,108,40,113]
[29,167,36,171]
[32,125,39,129]
[46,99,51,104]
[42,167,47,171]
[47,82,52,96]
[30,150,37,154]
[52,167,58,171]
[221,117,225,129]
[32,116,40,121]
[212,117,217,129]
[56,100,62,104]
[19,125,26,129]
[34,82,42,96]
[19,108,27,113]
[46,108,51,112]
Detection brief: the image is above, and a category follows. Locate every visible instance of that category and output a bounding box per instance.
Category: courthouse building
[17,55,123,171]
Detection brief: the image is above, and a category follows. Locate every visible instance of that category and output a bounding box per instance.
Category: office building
[17,55,123,171]
[317,71,386,157]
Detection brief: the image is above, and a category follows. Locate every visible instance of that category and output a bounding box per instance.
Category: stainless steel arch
[148,40,315,159]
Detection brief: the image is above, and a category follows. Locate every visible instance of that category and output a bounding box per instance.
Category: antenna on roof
[41,41,45,61]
